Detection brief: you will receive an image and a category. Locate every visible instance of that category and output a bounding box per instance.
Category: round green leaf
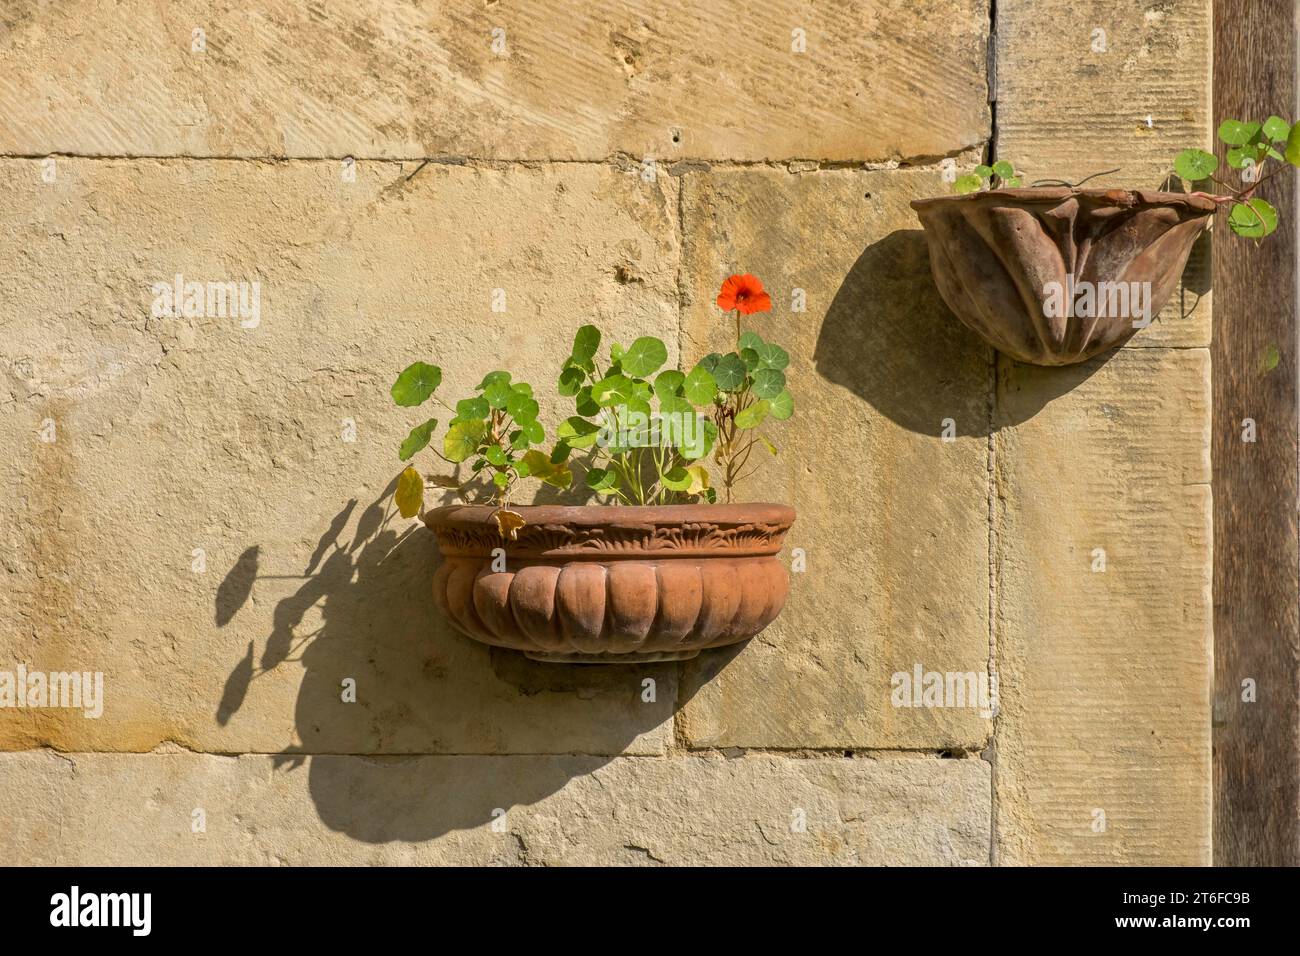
[1218,119,1261,146]
[454,396,489,421]
[752,342,789,370]
[1229,198,1278,238]
[654,369,685,398]
[1174,148,1218,181]
[483,379,513,409]
[768,390,794,421]
[590,373,624,404]
[571,325,600,365]
[391,362,442,407]
[591,374,632,407]
[398,418,438,461]
[973,164,993,178]
[658,395,693,418]
[505,391,539,425]
[683,366,717,405]
[991,160,1015,179]
[751,368,786,399]
[621,336,669,378]
[485,445,507,467]
[711,353,746,392]
[632,380,656,407]
[620,398,653,419]
[953,173,982,194]
[477,370,511,390]
[1225,146,1260,170]
[738,330,764,352]
[1264,116,1291,142]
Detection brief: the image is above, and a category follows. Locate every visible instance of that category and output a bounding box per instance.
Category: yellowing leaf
[686,465,710,496]
[395,466,424,518]
[493,508,526,540]
[521,449,573,488]
[734,399,770,429]
[1263,344,1281,373]
[444,419,486,462]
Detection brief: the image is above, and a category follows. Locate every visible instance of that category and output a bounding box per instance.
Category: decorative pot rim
[910,186,1218,214]
[424,502,796,559]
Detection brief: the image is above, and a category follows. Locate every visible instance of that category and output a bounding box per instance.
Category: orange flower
[717,273,772,315]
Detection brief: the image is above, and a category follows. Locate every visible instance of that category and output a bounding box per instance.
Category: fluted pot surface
[911,187,1214,365]
[424,503,796,663]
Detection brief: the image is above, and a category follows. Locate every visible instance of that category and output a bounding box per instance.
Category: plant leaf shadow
[214,482,715,844]
[214,545,259,627]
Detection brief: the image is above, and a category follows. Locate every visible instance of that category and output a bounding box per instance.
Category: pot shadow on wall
[811,228,1164,433]
[214,478,685,844]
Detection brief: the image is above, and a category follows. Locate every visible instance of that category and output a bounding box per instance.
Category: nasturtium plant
[389,274,795,531]
[1173,115,1300,239]
[389,364,571,531]
[555,326,718,505]
[709,274,794,500]
[554,273,795,505]
[953,159,1022,194]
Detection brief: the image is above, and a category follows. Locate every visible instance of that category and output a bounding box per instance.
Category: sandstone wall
[0,0,1211,864]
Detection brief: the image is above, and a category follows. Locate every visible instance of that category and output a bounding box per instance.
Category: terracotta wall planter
[912,187,1215,365]
[425,503,795,663]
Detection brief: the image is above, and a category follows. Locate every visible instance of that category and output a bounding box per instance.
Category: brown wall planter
[912,187,1215,365]
[425,503,795,663]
